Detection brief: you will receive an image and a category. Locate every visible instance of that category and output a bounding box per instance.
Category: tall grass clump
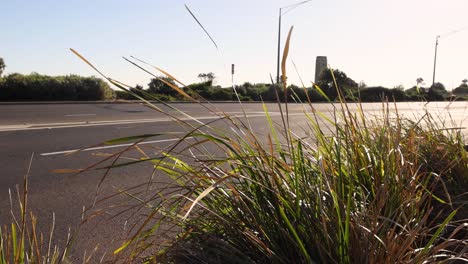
[117,102,466,264]
[0,155,72,264]
[71,28,467,263]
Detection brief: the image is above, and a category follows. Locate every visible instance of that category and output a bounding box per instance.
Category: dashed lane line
[40,137,194,156]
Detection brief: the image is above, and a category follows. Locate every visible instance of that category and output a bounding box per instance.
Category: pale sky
[2,0,468,90]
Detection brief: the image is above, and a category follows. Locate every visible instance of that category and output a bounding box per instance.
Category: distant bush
[187,81,214,99]
[403,82,450,102]
[0,73,114,101]
[115,89,176,101]
[114,79,464,103]
[355,86,406,102]
[148,77,179,97]
[405,86,430,101]
[115,90,140,100]
[453,84,468,96]
[316,69,358,100]
[236,82,270,101]
[428,82,448,101]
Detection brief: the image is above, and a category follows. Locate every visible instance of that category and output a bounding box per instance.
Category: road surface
[0,101,466,261]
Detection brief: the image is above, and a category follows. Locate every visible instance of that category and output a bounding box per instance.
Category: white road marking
[37,112,307,157]
[65,114,97,117]
[0,125,31,130]
[40,137,194,156]
[0,112,301,132]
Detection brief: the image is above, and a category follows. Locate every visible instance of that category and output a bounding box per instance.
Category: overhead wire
[282,0,313,16]
[439,26,468,39]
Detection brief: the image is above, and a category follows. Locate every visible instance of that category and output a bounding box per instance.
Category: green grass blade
[420,210,458,257]
[278,206,313,264]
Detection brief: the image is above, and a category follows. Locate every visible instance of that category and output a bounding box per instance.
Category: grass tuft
[0,154,73,264]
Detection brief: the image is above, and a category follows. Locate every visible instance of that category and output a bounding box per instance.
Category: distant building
[315,56,328,83]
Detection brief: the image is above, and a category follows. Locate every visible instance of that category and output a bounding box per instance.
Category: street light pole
[275,0,313,84]
[276,8,282,84]
[432,35,440,86]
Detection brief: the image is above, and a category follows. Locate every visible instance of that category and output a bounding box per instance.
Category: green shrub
[148,77,179,97]
[0,73,114,101]
[428,82,448,101]
[236,82,270,101]
[209,86,234,101]
[355,86,406,102]
[453,84,468,96]
[186,81,214,99]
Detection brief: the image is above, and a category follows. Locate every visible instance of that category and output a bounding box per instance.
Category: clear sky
[2,0,468,90]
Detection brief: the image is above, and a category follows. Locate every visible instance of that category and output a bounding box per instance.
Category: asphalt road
[0,101,466,261]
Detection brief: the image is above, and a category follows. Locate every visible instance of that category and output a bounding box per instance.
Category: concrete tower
[315,56,328,83]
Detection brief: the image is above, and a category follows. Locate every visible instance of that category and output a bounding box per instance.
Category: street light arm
[282,0,313,11]
[281,0,313,16]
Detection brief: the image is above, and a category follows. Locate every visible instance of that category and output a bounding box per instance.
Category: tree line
[116,70,468,102]
[0,57,114,101]
[0,73,114,101]
[1,56,467,102]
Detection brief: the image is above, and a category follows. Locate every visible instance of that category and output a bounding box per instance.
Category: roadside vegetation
[0,26,467,263]
[70,28,468,262]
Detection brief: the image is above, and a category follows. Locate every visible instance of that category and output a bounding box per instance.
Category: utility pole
[432,35,440,86]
